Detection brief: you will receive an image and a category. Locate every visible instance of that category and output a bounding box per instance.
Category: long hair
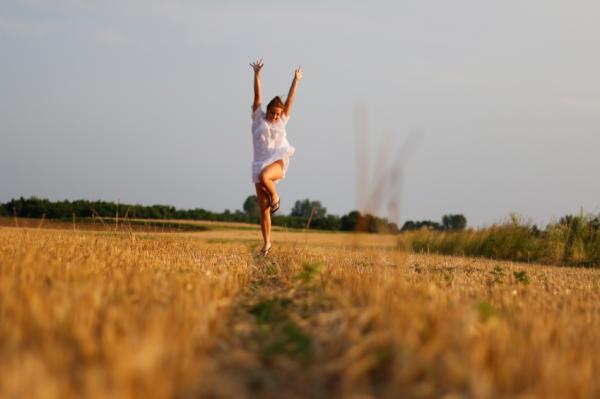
[267,96,285,111]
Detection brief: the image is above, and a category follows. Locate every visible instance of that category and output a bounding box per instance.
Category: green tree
[311,215,342,230]
[340,210,360,231]
[291,199,326,219]
[401,220,444,231]
[442,214,467,231]
[243,195,259,218]
[401,220,416,231]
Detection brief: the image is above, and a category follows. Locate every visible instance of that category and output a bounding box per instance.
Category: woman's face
[266,106,283,123]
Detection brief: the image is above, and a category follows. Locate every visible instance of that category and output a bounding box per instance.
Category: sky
[1,0,599,227]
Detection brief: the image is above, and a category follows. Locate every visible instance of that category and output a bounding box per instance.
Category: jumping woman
[250,59,302,256]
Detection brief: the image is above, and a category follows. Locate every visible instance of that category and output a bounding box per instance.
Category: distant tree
[152,205,176,219]
[311,215,342,231]
[401,221,416,231]
[271,214,299,229]
[232,210,248,222]
[339,211,398,233]
[420,220,444,231]
[6,196,46,218]
[46,200,72,219]
[388,222,400,234]
[243,195,259,218]
[442,214,467,231]
[291,199,326,219]
[70,200,90,217]
[401,219,444,231]
[340,211,360,231]
[361,214,392,233]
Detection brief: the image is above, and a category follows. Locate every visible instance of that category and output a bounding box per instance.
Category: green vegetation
[291,198,327,219]
[5,196,599,267]
[513,270,530,284]
[243,195,259,220]
[407,213,600,267]
[2,196,400,233]
[294,262,324,284]
[476,301,497,322]
[490,265,506,283]
[247,263,325,362]
[3,196,236,222]
[401,214,467,232]
[249,296,315,361]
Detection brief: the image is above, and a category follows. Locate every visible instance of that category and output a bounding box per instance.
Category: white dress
[251,106,295,183]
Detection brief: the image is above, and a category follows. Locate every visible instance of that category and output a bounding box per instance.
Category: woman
[250,59,302,256]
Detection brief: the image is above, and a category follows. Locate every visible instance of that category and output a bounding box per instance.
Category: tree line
[0,196,468,234]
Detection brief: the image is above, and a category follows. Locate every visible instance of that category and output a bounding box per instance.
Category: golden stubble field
[1,225,599,399]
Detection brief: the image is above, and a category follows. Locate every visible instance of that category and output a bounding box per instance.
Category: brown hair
[267,96,285,111]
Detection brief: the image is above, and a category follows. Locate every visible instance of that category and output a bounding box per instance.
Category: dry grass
[1,225,599,398]
[0,228,251,398]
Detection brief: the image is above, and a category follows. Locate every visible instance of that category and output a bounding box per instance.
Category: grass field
[0,216,267,233]
[1,222,599,398]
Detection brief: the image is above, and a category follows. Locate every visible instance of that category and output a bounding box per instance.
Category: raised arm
[250,59,264,112]
[283,67,302,117]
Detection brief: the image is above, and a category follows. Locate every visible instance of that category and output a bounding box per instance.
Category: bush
[406,213,600,267]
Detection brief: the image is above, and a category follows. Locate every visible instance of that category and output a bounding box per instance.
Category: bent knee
[259,171,269,183]
[259,199,270,211]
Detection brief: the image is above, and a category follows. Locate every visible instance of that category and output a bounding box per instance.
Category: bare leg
[258,160,284,205]
[254,183,272,252]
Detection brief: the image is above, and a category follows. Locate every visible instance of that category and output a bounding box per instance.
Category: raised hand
[250,59,264,74]
[283,67,301,116]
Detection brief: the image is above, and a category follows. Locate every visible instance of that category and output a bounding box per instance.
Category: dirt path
[192,244,335,398]
[183,243,394,399]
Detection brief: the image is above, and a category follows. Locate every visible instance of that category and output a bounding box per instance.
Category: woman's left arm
[283,67,302,117]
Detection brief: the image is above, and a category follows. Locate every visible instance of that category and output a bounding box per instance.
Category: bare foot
[260,242,272,256]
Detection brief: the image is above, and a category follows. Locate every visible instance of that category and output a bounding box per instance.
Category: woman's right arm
[250,59,264,112]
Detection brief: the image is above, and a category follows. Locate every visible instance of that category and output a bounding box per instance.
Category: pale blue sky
[1,0,599,226]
